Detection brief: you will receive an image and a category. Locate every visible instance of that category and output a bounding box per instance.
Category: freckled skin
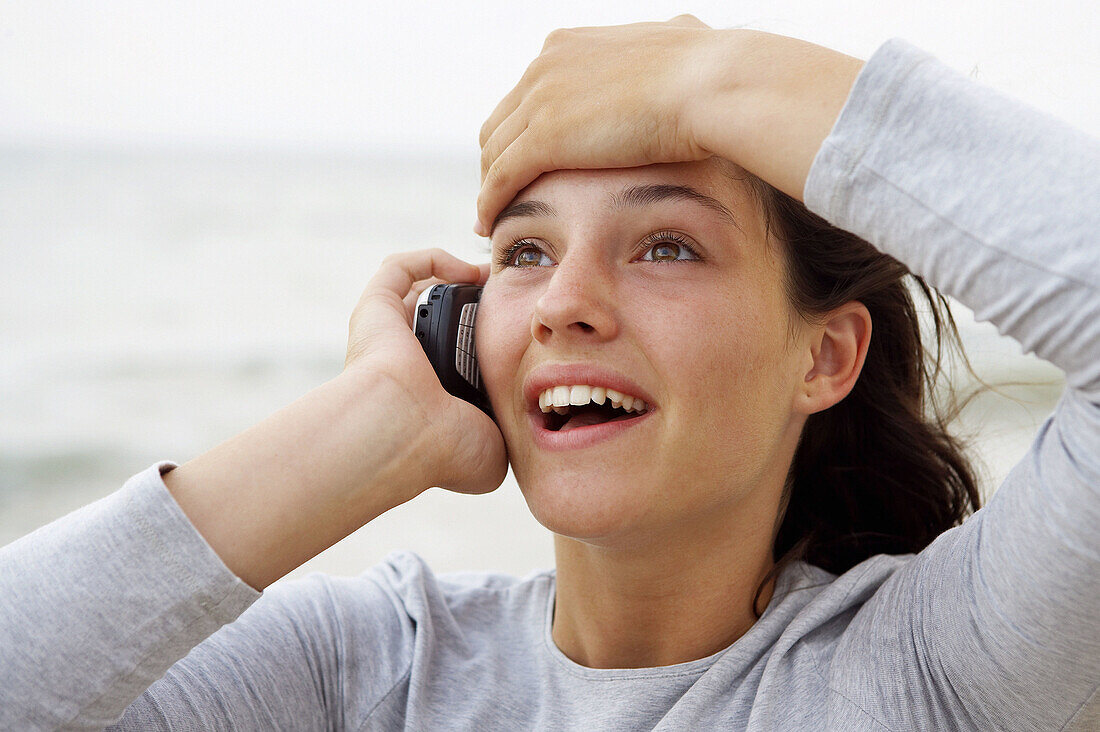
[477,160,812,548]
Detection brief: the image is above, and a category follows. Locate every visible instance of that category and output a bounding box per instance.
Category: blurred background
[0,1,1093,583]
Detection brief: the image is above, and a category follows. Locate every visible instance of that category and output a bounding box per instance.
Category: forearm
[0,249,502,728]
[165,368,432,590]
[802,37,1100,395]
[0,464,258,729]
[0,371,429,727]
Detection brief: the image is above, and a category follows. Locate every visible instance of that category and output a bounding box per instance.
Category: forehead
[514,159,745,209]
[494,159,770,257]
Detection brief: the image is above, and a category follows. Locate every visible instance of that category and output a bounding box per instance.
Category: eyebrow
[490,200,558,235]
[613,184,742,232]
[489,182,741,235]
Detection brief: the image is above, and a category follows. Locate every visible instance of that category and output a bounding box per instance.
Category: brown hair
[740,174,983,612]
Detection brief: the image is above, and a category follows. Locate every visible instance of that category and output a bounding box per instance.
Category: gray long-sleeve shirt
[1,37,1098,731]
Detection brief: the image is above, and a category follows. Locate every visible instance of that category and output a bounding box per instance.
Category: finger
[406,275,444,302]
[401,276,445,323]
[477,129,553,236]
[399,262,490,323]
[474,262,491,284]
[481,110,529,183]
[365,249,482,305]
[479,81,526,151]
[479,37,560,153]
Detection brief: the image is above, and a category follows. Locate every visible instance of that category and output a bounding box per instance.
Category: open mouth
[544,402,647,432]
[537,385,650,432]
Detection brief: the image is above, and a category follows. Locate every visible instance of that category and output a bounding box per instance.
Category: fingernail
[473,220,488,237]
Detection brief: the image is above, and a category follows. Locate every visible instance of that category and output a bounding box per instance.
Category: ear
[795,301,872,416]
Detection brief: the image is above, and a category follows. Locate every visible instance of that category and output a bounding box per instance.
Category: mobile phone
[413,283,490,414]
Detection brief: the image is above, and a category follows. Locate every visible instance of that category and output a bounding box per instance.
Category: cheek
[649,290,794,433]
[652,288,775,375]
[475,280,535,414]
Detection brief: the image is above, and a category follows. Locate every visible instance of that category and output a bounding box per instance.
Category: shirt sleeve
[0,463,259,730]
[107,567,416,731]
[804,38,1100,730]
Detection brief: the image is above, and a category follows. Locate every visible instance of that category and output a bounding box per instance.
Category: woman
[1,18,1097,730]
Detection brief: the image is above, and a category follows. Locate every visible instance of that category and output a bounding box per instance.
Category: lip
[522,363,657,452]
[528,408,654,452]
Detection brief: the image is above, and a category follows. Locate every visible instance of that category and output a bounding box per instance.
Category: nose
[531,254,619,344]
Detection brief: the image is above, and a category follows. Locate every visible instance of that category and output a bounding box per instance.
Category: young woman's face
[477,160,812,544]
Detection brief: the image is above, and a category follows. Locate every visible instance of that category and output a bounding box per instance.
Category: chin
[516,467,661,543]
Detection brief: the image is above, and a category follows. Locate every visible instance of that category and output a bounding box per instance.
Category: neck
[551,499,779,669]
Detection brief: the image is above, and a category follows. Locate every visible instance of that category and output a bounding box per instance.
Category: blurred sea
[0,144,1065,581]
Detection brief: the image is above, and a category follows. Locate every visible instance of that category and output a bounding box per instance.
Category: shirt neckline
[538,565,805,681]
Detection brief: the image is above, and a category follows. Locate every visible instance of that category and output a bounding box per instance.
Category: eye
[498,240,554,268]
[636,232,701,263]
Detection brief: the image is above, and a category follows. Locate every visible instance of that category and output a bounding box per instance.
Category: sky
[1,0,1096,156]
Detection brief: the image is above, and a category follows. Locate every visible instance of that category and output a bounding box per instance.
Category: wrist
[687,29,865,201]
[330,366,439,498]
[681,29,755,161]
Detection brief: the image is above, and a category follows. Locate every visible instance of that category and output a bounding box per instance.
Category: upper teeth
[537,385,647,414]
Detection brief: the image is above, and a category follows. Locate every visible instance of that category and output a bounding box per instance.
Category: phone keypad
[455,302,479,389]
